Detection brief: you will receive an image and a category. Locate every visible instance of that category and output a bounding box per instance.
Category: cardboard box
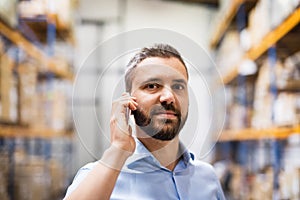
[0,152,9,200]
[49,159,66,198]
[0,54,17,122]
[18,62,38,125]
[14,157,50,200]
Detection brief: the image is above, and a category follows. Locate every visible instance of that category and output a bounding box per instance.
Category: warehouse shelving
[216,4,300,137]
[19,13,75,44]
[220,7,300,84]
[0,20,73,80]
[213,4,300,140]
[210,0,244,48]
[213,4,300,141]
[219,126,300,142]
[0,125,73,139]
[0,2,75,198]
[211,2,300,199]
[0,0,76,143]
[210,0,258,48]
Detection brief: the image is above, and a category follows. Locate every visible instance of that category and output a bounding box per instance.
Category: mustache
[150,103,180,116]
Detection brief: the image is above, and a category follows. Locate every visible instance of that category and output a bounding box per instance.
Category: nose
[159,87,175,104]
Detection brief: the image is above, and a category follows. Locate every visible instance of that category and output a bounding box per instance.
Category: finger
[118,96,135,104]
[120,93,136,101]
[128,101,137,110]
[117,98,138,109]
[131,98,138,104]
[121,92,130,96]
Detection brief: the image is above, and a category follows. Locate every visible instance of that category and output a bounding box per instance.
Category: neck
[136,128,181,171]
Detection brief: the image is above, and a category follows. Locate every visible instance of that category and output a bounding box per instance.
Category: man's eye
[145,83,159,90]
[172,84,185,90]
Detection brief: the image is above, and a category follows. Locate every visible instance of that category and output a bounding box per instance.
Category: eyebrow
[140,78,162,85]
[140,78,187,85]
[173,79,187,85]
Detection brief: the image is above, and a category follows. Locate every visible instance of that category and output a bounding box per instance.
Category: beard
[132,103,187,141]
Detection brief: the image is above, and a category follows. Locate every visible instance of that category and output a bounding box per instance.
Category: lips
[149,104,181,119]
[155,111,177,116]
[152,110,179,120]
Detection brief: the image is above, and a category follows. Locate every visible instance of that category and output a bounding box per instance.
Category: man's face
[130,57,189,141]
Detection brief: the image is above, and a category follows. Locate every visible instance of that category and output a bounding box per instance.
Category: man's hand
[110,92,138,154]
[64,93,138,200]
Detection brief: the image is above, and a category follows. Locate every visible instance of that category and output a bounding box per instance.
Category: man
[64,44,225,200]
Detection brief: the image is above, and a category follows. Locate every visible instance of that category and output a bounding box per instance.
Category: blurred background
[0,0,299,199]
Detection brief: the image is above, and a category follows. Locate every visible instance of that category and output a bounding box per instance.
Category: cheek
[178,98,189,115]
[135,98,151,113]
[133,92,159,107]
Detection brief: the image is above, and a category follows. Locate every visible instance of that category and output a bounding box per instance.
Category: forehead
[132,57,188,83]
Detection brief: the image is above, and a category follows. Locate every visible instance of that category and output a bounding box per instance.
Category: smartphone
[126,107,131,125]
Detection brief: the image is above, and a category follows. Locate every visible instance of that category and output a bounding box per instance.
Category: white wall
[72,0,217,172]
[124,0,213,46]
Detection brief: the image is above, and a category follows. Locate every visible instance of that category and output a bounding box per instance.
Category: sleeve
[210,164,226,200]
[193,159,227,199]
[203,160,227,200]
[63,162,97,199]
[201,160,227,200]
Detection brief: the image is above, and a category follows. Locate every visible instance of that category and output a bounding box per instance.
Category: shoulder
[183,150,218,176]
[189,157,219,180]
[191,159,215,171]
[189,158,226,199]
[64,161,98,198]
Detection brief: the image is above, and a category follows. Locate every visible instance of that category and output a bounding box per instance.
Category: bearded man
[64,44,225,200]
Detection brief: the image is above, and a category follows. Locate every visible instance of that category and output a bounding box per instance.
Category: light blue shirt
[65,140,225,199]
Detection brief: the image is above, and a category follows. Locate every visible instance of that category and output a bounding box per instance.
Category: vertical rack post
[236,3,252,196]
[47,9,56,57]
[268,46,281,200]
[236,1,247,128]
[7,138,15,200]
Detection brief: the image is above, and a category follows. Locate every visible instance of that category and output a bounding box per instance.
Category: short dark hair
[125,44,188,92]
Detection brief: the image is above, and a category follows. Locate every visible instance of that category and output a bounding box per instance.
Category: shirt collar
[123,138,194,173]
